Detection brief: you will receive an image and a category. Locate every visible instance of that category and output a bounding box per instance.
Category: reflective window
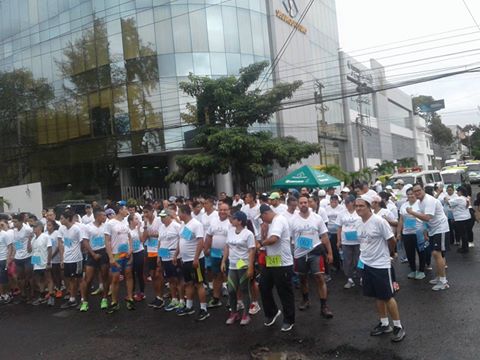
[175,53,193,76]
[206,6,225,52]
[226,53,241,75]
[237,9,253,54]
[193,53,211,76]
[158,54,176,77]
[155,18,174,54]
[189,7,209,52]
[210,52,227,75]
[172,7,192,53]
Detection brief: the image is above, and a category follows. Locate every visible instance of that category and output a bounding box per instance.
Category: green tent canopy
[272,165,341,189]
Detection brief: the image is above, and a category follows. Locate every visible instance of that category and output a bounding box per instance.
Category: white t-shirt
[226,227,255,269]
[179,218,204,262]
[317,206,329,224]
[399,201,423,235]
[358,214,394,269]
[104,218,130,255]
[59,224,83,263]
[265,214,293,267]
[192,208,205,222]
[159,221,182,260]
[232,198,245,207]
[386,201,399,220]
[201,210,219,233]
[289,211,328,259]
[448,196,471,221]
[144,217,162,257]
[325,205,345,233]
[271,203,288,216]
[81,213,95,225]
[0,230,13,261]
[319,198,329,209]
[337,210,361,245]
[13,224,33,260]
[47,230,61,264]
[83,222,106,251]
[129,227,143,254]
[418,194,450,236]
[206,217,231,258]
[31,233,52,270]
[241,203,261,240]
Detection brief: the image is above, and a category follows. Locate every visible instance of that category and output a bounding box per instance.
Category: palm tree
[0,197,11,211]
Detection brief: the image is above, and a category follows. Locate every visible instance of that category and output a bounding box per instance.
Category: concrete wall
[0,182,43,217]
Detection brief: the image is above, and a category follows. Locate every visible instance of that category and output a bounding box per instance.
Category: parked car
[54,200,88,219]
[388,169,443,188]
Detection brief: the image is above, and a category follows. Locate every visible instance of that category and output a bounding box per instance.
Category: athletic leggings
[227,268,251,314]
[132,251,145,293]
[403,233,426,272]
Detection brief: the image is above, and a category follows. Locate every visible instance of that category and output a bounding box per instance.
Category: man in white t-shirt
[30,221,52,306]
[81,205,95,225]
[174,205,210,321]
[105,204,134,313]
[232,194,244,208]
[0,220,14,303]
[408,183,450,291]
[290,196,333,318]
[268,192,288,215]
[259,204,295,332]
[355,196,406,342]
[12,213,34,302]
[201,197,218,283]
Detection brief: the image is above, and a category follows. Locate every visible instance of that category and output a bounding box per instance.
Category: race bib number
[344,231,358,241]
[210,247,223,259]
[118,243,129,253]
[158,248,170,259]
[91,236,104,248]
[31,256,41,266]
[181,227,193,241]
[266,255,282,267]
[15,241,23,250]
[296,237,313,250]
[132,239,141,252]
[404,217,416,229]
[357,259,364,269]
[63,238,72,247]
[236,259,247,269]
[147,237,158,248]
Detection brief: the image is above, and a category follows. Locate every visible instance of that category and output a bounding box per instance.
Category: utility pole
[314,80,329,165]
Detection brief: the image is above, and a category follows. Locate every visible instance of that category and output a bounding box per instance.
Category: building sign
[276,0,307,34]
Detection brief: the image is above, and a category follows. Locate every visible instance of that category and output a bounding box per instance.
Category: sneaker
[240,313,251,326]
[60,300,78,309]
[90,287,103,296]
[225,312,240,325]
[47,296,55,306]
[281,322,294,332]
[343,280,355,289]
[407,271,416,279]
[393,282,400,292]
[32,297,47,306]
[147,276,152,282]
[400,258,408,264]
[391,326,406,342]
[370,322,393,336]
[207,298,222,309]
[237,301,245,311]
[298,299,310,311]
[429,277,439,285]
[79,301,89,312]
[468,242,475,248]
[133,293,146,302]
[426,266,433,271]
[432,282,449,291]
[264,309,282,327]
[55,290,63,299]
[177,306,195,316]
[249,302,261,315]
[126,299,135,310]
[321,305,333,319]
[415,271,426,280]
[100,298,108,310]
[324,274,332,282]
[2,295,12,304]
[195,309,210,321]
[165,299,179,312]
[107,302,120,314]
[148,297,165,309]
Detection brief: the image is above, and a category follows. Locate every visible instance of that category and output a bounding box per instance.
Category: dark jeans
[448,219,456,244]
[328,233,341,270]
[454,219,470,251]
[402,233,426,272]
[259,265,295,325]
[467,209,475,243]
[132,250,145,293]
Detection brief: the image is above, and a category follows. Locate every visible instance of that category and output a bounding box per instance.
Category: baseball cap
[394,179,405,185]
[232,211,247,223]
[386,185,393,190]
[359,195,373,205]
[341,187,350,193]
[105,208,115,216]
[117,200,126,207]
[168,196,177,203]
[318,189,326,197]
[259,204,272,214]
[268,192,280,200]
[159,209,169,217]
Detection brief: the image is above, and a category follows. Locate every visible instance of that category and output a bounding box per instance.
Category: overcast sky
[336,0,480,127]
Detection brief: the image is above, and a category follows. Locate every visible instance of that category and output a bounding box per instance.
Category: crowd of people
[0,179,476,343]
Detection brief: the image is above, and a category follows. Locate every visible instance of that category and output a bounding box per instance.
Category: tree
[374,160,395,175]
[397,157,417,168]
[412,95,453,146]
[166,61,321,191]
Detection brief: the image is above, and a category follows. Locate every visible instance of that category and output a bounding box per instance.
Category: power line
[462,0,480,32]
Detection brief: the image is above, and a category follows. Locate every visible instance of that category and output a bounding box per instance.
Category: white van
[388,170,443,188]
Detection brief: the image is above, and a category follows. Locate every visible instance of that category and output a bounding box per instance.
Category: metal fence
[121,186,189,202]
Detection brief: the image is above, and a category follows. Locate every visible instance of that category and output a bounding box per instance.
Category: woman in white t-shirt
[446,186,471,253]
[45,220,60,305]
[221,211,256,326]
[30,221,52,306]
[128,214,145,301]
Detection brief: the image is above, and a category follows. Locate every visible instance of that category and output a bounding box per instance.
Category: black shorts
[430,232,448,256]
[0,260,8,284]
[294,253,325,275]
[147,256,158,272]
[64,261,83,278]
[34,269,46,277]
[181,258,206,284]
[362,265,394,300]
[85,249,109,268]
[162,260,182,279]
[15,257,33,271]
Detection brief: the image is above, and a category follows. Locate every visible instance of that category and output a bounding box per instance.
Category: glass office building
[0,0,274,203]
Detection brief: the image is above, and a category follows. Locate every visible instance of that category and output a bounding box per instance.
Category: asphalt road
[1,223,479,359]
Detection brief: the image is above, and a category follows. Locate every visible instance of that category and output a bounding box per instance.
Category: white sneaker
[343,280,355,289]
[432,282,449,291]
[429,277,439,285]
[469,242,475,248]
[248,301,261,315]
[237,300,245,311]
